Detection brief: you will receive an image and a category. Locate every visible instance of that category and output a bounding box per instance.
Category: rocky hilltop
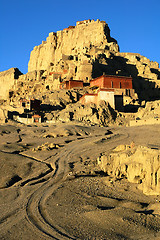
[0,19,160,125]
[28,19,119,80]
[2,21,160,239]
[0,68,22,100]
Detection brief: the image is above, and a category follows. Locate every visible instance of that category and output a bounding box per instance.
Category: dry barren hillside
[1,123,160,239]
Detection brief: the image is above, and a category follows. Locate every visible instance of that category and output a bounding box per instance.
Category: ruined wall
[0,108,6,123]
[75,63,93,81]
[0,68,22,100]
[130,118,160,127]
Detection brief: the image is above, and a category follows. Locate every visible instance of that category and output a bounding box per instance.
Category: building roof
[32,114,41,118]
[90,74,132,82]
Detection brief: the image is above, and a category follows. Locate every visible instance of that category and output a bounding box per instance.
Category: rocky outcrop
[11,70,45,102]
[28,19,119,81]
[1,19,160,109]
[26,21,160,102]
[137,100,160,119]
[0,104,24,123]
[128,100,160,126]
[0,68,22,100]
[45,101,117,126]
[116,52,160,100]
[97,144,160,195]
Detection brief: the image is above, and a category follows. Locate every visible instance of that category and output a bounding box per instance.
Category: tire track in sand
[25,131,129,239]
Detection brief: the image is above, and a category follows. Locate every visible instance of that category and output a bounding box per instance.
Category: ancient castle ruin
[0,19,160,123]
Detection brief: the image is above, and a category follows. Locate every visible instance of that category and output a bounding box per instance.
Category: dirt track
[1,122,160,239]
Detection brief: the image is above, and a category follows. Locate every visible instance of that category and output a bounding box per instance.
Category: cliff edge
[28,19,119,81]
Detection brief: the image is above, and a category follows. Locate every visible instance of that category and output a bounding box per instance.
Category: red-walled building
[90,75,133,90]
[60,80,84,89]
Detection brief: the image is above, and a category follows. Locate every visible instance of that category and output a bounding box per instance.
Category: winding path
[24,130,129,239]
[1,124,159,239]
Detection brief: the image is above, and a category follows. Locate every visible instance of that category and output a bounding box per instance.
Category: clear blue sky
[0,0,160,74]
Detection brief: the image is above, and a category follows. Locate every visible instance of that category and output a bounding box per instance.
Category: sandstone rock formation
[97,144,160,195]
[28,19,119,82]
[128,100,160,126]
[137,100,160,119]
[10,21,160,103]
[116,52,160,100]
[0,68,22,100]
[1,19,160,125]
[45,101,117,126]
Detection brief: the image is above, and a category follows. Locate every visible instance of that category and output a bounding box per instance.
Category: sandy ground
[1,121,160,239]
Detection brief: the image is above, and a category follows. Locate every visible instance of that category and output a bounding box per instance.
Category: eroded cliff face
[28,19,119,81]
[0,68,22,100]
[97,144,160,195]
[27,19,160,101]
[116,52,160,100]
[1,19,160,105]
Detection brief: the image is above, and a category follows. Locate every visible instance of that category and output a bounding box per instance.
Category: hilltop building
[80,89,115,109]
[1,18,160,125]
[87,74,135,110]
[59,74,135,111]
[60,80,84,89]
[90,75,133,94]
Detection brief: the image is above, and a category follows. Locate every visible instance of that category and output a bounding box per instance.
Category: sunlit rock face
[98,144,160,195]
[28,19,119,81]
[1,19,160,104]
[27,19,160,101]
[0,68,22,100]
